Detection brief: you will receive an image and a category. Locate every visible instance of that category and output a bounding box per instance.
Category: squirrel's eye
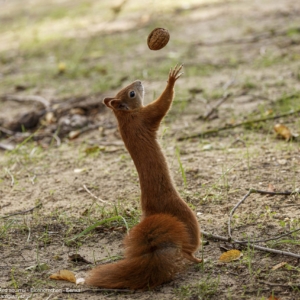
[129,91,135,98]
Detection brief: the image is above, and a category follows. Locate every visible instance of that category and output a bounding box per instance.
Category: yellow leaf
[274,123,292,140]
[58,62,66,73]
[219,249,243,263]
[49,270,76,283]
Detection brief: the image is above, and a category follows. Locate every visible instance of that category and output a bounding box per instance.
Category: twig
[178,108,300,141]
[200,75,236,120]
[246,93,272,101]
[30,175,36,185]
[274,204,300,208]
[0,203,42,219]
[83,184,110,205]
[1,94,50,108]
[228,189,296,240]
[201,93,232,120]
[202,230,229,242]
[4,168,14,187]
[236,228,300,244]
[0,126,32,138]
[0,143,15,151]
[202,189,300,259]
[202,230,300,259]
[26,220,31,242]
[0,126,15,136]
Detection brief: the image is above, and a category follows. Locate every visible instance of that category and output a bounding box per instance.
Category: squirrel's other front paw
[169,64,183,83]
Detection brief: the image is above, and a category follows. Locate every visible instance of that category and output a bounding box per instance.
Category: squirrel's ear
[103,98,129,111]
[110,99,129,111]
[103,97,114,108]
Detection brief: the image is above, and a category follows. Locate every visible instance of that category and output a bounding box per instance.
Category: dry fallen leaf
[219,249,243,263]
[274,123,292,140]
[267,183,276,193]
[69,130,81,140]
[277,159,287,165]
[45,112,56,124]
[73,168,86,173]
[271,261,287,271]
[49,270,76,283]
[266,183,276,197]
[70,108,85,115]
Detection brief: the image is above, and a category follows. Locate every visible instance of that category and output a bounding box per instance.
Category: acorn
[147,28,170,51]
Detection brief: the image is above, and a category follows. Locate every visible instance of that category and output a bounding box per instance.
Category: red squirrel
[85,65,201,290]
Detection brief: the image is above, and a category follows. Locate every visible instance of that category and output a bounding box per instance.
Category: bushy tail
[85,214,192,290]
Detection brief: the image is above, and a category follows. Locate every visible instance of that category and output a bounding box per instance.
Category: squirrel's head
[103,80,144,112]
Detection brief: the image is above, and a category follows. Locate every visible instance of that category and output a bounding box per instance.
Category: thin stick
[1,203,42,219]
[202,230,300,259]
[30,175,36,185]
[1,94,50,108]
[202,230,229,242]
[202,189,300,259]
[83,184,110,205]
[228,189,296,239]
[178,108,300,141]
[201,75,235,120]
[235,240,300,258]
[236,228,300,244]
[0,126,33,138]
[274,204,300,208]
[202,92,232,120]
[4,168,14,187]
[26,221,31,242]
[0,126,15,135]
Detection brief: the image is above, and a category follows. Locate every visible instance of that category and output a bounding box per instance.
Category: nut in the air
[147,28,170,50]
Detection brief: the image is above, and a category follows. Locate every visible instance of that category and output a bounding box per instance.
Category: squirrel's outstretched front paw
[168,64,183,84]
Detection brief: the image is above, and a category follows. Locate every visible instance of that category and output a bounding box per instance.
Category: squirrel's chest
[119,118,147,139]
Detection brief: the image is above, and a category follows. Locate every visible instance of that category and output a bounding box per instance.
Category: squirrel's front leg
[143,65,183,128]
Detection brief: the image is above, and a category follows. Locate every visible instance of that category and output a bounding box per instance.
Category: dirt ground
[0,0,300,299]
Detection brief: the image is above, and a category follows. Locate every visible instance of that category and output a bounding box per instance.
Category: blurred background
[0,0,299,140]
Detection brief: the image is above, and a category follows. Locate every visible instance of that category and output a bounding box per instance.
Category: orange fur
[85,65,201,290]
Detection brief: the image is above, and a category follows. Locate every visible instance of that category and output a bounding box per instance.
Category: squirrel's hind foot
[183,252,203,264]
